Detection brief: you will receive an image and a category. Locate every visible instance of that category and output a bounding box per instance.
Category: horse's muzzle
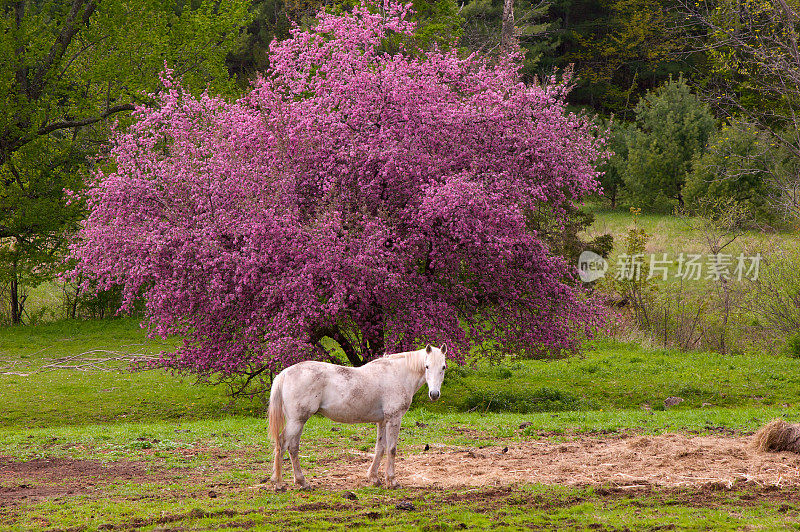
[429,391,440,401]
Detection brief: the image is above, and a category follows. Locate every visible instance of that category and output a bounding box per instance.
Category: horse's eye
[425,365,429,369]
[442,365,446,370]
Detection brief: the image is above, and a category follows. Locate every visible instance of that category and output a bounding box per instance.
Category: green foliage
[229,0,465,82]
[684,121,781,223]
[622,77,717,212]
[226,0,295,80]
[600,207,657,328]
[0,0,252,324]
[752,246,800,340]
[0,137,87,324]
[547,0,705,117]
[784,333,800,359]
[457,386,585,413]
[459,0,556,78]
[525,203,614,267]
[598,119,636,207]
[408,0,464,51]
[704,0,800,121]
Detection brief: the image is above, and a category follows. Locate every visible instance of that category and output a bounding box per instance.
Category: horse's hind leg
[284,419,311,488]
[367,421,386,486]
[271,431,286,490]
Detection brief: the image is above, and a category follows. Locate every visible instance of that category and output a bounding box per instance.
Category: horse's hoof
[386,481,401,489]
[275,483,287,492]
[296,480,312,490]
[368,477,382,487]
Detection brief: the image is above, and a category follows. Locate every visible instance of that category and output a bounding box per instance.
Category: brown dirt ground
[0,457,156,507]
[318,433,800,490]
[4,433,800,507]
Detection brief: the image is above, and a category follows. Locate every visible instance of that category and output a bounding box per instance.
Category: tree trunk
[501,0,516,55]
[362,305,385,360]
[331,328,366,367]
[10,261,21,325]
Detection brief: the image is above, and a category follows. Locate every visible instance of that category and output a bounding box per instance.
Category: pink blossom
[72,2,607,377]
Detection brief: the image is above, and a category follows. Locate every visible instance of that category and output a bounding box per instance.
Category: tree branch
[37,103,136,136]
[30,0,97,100]
[0,224,17,239]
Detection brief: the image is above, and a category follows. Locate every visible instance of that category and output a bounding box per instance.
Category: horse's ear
[425,344,432,354]
[440,344,447,355]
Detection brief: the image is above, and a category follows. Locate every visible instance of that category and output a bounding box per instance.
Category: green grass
[4,320,800,429]
[11,481,800,531]
[0,406,796,465]
[0,318,261,428]
[418,338,800,414]
[4,319,800,530]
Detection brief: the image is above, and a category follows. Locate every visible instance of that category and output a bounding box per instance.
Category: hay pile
[752,419,800,453]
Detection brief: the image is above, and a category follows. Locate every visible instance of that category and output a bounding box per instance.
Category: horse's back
[278,361,388,423]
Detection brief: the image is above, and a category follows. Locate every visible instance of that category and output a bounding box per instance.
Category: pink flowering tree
[73,2,607,388]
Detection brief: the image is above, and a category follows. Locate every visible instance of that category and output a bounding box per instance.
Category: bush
[751,247,800,341]
[784,333,800,359]
[597,120,636,208]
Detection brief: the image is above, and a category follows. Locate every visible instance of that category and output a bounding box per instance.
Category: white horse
[268,344,448,489]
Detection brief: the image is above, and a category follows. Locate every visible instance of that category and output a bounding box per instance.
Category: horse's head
[424,344,447,401]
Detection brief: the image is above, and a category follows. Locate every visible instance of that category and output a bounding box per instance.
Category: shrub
[784,333,800,359]
[459,386,583,413]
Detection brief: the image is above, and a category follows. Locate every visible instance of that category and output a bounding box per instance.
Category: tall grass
[588,205,800,355]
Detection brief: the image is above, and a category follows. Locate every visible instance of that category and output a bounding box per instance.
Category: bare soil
[321,433,800,490]
[3,432,800,508]
[0,457,155,507]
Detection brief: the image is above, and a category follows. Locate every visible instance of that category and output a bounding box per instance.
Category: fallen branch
[40,350,159,371]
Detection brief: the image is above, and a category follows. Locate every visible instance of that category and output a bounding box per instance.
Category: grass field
[3,319,800,530]
[584,203,800,256]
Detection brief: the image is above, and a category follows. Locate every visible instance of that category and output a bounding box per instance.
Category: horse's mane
[383,349,426,374]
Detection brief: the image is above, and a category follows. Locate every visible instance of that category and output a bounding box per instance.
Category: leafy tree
[226,0,295,80]
[526,203,614,269]
[73,3,608,389]
[545,0,704,117]
[682,0,800,218]
[227,0,464,83]
[0,0,251,324]
[622,77,716,212]
[459,0,556,80]
[597,119,635,207]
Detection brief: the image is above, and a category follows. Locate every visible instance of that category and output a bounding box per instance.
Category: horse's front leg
[384,416,402,489]
[367,421,386,486]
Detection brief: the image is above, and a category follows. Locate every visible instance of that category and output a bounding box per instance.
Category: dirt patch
[5,433,800,506]
[312,433,800,490]
[0,457,154,506]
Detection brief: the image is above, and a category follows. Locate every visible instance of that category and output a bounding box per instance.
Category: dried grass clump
[752,419,800,453]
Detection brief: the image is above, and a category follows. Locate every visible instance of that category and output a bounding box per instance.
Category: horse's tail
[268,371,286,446]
